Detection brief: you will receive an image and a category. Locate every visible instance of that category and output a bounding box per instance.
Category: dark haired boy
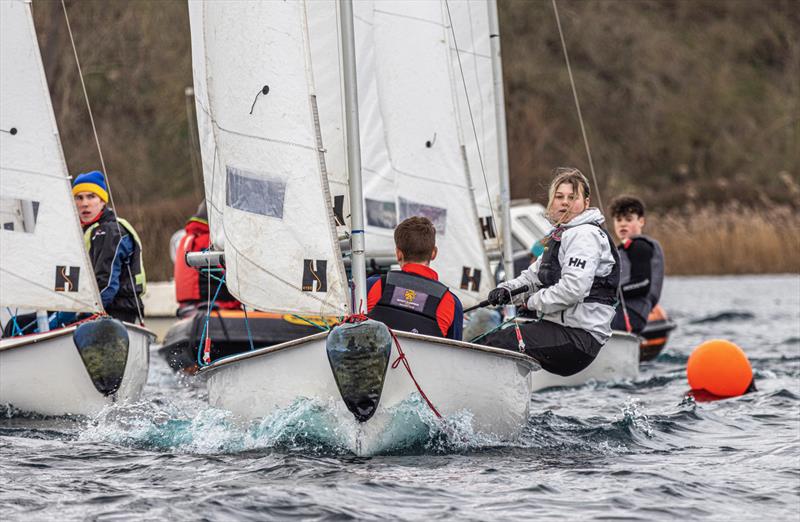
[366,216,463,340]
[609,196,664,334]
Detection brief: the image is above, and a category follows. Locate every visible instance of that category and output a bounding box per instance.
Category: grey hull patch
[326,320,392,423]
[73,318,130,396]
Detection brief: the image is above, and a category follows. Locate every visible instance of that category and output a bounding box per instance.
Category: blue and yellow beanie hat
[72,170,109,203]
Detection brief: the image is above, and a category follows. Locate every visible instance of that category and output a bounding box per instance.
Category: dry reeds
[647,206,800,275]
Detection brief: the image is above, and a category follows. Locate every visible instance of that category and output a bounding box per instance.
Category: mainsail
[0,0,102,314]
[353,0,493,306]
[188,0,350,315]
[445,0,504,254]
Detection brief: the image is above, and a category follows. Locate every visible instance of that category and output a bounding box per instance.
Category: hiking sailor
[483,168,619,377]
[609,195,665,334]
[366,216,464,340]
[73,170,146,323]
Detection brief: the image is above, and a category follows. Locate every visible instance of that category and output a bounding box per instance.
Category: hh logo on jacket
[568,257,586,269]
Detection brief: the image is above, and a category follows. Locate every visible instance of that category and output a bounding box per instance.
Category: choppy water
[1,275,799,520]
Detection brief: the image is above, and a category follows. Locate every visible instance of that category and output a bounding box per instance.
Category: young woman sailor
[483,168,619,377]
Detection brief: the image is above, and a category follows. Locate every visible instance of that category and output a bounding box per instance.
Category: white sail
[306,1,350,233]
[354,0,492,306]
[445,0,504,254]
[188,0,349,315]
[0,0,102,314]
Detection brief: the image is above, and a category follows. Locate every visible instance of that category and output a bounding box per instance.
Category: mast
[487,0,515,305]
[339,0,367,312]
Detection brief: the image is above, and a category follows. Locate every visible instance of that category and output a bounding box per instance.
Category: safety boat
[0,0,154,416]
[187,0,538,454]
[159,309,335,373]
[639,305,677,361]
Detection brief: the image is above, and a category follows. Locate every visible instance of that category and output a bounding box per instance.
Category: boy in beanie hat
[72,170,109,224]
[72,170,146,323]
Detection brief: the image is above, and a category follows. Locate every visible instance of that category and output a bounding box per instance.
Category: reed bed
[647,206,800,275]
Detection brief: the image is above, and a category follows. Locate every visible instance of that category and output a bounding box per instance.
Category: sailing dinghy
[188,0,538,455]
[0,0,154,416]
[438,1,642,391]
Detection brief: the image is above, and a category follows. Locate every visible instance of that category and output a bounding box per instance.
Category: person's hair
[609,195,646,218]
[394,216,436,262]
[546,167,591,217]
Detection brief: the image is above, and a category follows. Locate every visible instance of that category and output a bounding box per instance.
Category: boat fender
[73,318,130,396]
[326,320,392,423]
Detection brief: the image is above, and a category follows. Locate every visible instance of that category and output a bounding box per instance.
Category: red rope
[342,314,442,419]
[388,329,442,418]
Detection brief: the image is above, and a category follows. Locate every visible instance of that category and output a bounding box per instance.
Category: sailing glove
[487,287,512,306]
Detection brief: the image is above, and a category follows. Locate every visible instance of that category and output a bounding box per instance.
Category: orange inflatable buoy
[687,340,753,397]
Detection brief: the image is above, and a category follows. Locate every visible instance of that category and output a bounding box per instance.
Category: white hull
[202,330,537,456]
[530,331,640,392]
[0,322,154,416]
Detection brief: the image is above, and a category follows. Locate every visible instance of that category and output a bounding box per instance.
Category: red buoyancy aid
[174,219,208,303]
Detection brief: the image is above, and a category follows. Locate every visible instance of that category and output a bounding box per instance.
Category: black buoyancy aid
[619,234,664,308]
[368,270,447,337]
[537,223,620,305]
[84,211,146,313]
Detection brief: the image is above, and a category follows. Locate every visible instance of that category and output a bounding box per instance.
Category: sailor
[73,170,146,323]
[173,200,241,316]
[366,216,463,340]
[483,168,619,377]
[609,195,664,334]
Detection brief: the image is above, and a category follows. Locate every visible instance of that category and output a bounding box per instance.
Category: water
[1,275,798,520]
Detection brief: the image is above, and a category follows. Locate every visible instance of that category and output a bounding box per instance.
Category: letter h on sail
[302,259,327,292]
[479,216,496,239]
[460,266,482,291]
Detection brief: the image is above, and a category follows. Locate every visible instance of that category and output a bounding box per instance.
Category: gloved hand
[487,286,512,306]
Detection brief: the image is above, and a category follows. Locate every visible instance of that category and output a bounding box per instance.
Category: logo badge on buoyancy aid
[391,286,428,310]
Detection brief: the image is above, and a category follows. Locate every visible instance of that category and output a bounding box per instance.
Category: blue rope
[242,304,255,351]
[469,316,518,344]
[6,308,23,337]
[196,274,227,367]
[290,314,330,332]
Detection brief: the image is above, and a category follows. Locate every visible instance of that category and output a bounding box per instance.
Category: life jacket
[368,270,448,337]
[619,234,665,315]
[84,216,146,297]
[174,219,208,303]
[174,218,240,307]
[537,223,620,306]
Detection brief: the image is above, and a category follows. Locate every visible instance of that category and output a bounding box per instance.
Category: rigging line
[0,267,99,310]
[551,0,604,212]
[0,166,71,181]
[61,0,144,324]
[194,99,318,152]
[443,0,503,259]
[183,87,203,200]
[225,234,342,310]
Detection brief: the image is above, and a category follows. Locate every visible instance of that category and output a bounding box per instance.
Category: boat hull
[0,321,154,416]
[530,331,640,391]
[202,329,537,456]
[639,305,677,361]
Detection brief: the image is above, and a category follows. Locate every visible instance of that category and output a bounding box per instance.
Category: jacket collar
[401,263,439,281]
